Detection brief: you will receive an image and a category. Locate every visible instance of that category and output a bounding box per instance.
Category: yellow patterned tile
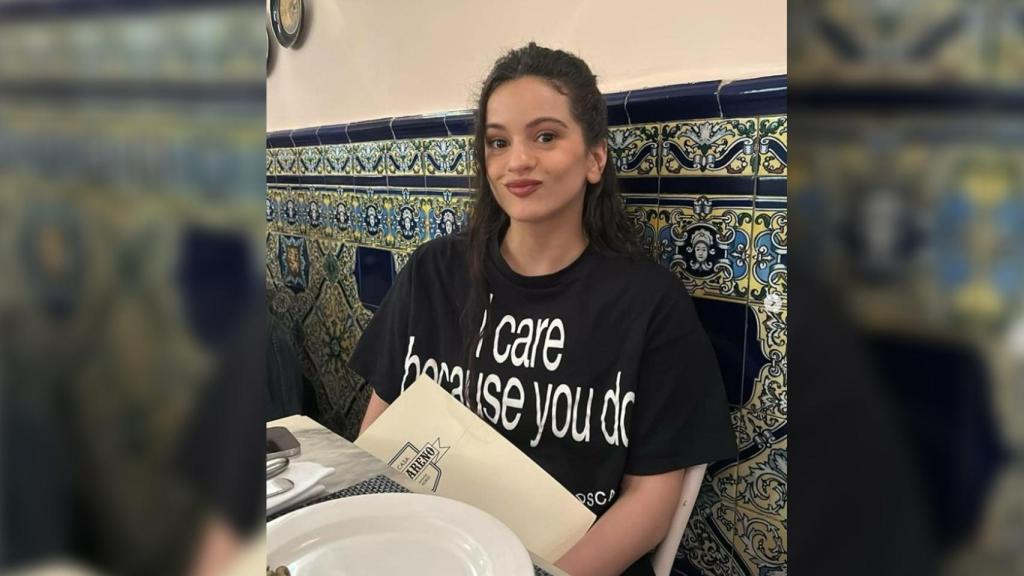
[297,146,324,175]
[735,303,787,450]
[652,196,754,303]
[266,148,277,175]
[757,117,787,176]
[352,142,386,176]
[384,140,424,176]
[608,123,660,177]
[748,204,787,306]
[324,144,354,175]
[660,118,758,177]
[423,137,470,176]
[730,438,787,576]
[275,146,297,175]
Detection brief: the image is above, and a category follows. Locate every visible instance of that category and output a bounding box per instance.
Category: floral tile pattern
[266,148,277,175]
[324,144,354,175]
[423,137,470,175]
[608,124,660,177]
[299,146,324,175]
[385,139,423,175]
[757,117,788,176]
[275,146,296,175]
[749,202,788,307]
[731,438,788,576]
[353,142,386,175]
[661,118,759,176]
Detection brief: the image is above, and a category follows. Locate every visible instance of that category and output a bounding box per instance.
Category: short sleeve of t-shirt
[347,247,418,404]
[625,283,737,475]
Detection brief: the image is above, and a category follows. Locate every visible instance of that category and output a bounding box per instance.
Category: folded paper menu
[355,373,596,562]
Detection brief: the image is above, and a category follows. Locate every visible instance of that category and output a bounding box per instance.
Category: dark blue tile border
[290,127,319,147]
[625,80,721,123]
[622,195,659,206]
[444,111,475,136]
[757,177,788,198]
[617,177,660,195]
[267,130,292,148]
[389,175,427,188]
[792,85,1024,112]
[661,176,756,196]
[604,91,629,126]
[324,175,355,186]
[318,124,350,145]
[269,75,787,147]
[720,75,787,117]
[353,176,388,187]
[347,119,393,143]
[424,175,473,190]
[392,114,448,139]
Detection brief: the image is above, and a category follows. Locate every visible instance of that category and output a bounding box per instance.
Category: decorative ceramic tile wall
[789,0,1023,86]
[266,75,788,576]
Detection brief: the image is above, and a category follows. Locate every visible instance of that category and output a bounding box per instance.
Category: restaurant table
[267,415,569,576]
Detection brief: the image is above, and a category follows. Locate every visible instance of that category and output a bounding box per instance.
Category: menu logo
[388,438,449,492]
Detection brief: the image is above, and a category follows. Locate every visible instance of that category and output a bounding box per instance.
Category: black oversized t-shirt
[349,233,735,574]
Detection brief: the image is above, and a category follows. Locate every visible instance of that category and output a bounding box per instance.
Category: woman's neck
[500,220,588,277]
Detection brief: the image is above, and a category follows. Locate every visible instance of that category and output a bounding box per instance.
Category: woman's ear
[586,141,607,185]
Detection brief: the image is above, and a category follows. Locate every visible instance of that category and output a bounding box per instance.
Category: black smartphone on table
[267,426,301,459]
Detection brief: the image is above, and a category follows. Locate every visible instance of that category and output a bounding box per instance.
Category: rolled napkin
[266,461,335,516]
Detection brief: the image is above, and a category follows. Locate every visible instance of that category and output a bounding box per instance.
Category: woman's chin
[499,201,578,227]
[504,209,558,226]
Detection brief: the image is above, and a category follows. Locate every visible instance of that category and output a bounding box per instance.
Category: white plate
[267,493,535,576]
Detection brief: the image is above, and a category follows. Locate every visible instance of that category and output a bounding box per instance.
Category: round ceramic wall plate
[267,493,535,575]
[270,0,303,48]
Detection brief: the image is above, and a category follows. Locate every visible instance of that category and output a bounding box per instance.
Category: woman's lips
[505,179,542,198]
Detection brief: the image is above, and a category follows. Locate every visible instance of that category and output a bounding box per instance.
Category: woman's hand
[554,469,686,576]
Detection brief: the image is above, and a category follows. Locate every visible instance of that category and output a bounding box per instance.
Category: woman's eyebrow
[485,117,570,130]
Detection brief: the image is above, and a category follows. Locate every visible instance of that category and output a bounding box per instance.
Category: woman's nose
[507,141,536,173]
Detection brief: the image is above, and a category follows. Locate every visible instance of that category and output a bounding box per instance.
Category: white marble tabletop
[266,415,569,576]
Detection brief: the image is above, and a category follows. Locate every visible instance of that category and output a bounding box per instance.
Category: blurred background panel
[0,1,265,575]
[790,0,1023,575]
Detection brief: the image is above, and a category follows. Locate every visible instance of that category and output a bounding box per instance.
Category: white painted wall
[267,0,786,131]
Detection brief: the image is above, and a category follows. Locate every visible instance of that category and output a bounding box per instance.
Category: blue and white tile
[324,144,354,175]
[424,137,470,176]
[353,142,386,176]
[351,188,391,248]
[608,124,659,177]
[385,139,424,176]
[275,146,297,175]
[299,146,324,175]
[661,118,759,177]
[653,195,754,303]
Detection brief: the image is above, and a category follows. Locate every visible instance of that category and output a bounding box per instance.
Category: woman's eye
[537,132,556,143]
[487,138,508,149]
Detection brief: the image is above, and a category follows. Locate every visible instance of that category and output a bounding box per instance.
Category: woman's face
[694,242,708,262]
[484,76,605,227]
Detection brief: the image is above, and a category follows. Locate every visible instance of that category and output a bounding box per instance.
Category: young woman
[350,43,735,576]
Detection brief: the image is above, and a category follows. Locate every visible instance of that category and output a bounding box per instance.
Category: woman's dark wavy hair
[459,42,639,409]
